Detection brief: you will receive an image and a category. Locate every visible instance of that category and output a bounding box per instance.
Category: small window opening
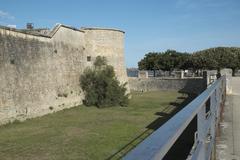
[10,59,15,64]
[87,56,91,62]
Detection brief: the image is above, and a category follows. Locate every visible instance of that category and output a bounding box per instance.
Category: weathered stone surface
[82,28,128,86]
[221,68,233,94]
[128,77,206,95]
[216,77,240,160]
[0,25,128,125]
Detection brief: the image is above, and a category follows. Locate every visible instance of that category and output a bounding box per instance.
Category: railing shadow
[106,93,196,160]
[146,93,195,131]
[162,114,197,160]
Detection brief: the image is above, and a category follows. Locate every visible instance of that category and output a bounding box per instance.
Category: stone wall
[128,78,206,95]
[0,25,128,124]
[82,28,128,85]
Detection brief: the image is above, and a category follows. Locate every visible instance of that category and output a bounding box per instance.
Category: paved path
[216,77,240,160]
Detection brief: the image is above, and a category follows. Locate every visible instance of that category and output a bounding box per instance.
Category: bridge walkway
[217,77,240,160]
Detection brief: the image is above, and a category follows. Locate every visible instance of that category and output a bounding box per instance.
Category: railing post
[216,86,221,123]
[210,93,216,160]
[197,104,206,160]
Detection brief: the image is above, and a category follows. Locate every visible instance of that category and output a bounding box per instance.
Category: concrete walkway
[216,77,240,160]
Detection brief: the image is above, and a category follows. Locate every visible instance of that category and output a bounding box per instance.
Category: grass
[0,91,188,160]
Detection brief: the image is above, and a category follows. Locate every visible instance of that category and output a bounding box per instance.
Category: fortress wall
[0,27,51,42]
[52,27,85,47]
[128,78,206,95]
[0,25,129,125]
[83,29,129,85]
[0,27,86,124]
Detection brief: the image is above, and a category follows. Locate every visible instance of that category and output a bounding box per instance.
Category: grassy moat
[0,91,192,160]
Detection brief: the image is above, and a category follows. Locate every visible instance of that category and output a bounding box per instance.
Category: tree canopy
[138,47,240,74]
[138,50,190,71]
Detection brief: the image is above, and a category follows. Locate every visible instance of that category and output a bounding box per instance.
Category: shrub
[80,56,129,108]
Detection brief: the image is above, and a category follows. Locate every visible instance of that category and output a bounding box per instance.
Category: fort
[1,23,239,160]
[0,24,129,124]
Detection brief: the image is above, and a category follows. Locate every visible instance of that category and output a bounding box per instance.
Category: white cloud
[0,10,15,20]
[7,24,16,28]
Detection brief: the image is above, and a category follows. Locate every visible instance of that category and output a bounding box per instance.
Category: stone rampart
[128,77,206,95]
[0,24,128,124]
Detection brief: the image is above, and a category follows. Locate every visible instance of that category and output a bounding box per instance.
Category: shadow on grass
[106,93,197,160]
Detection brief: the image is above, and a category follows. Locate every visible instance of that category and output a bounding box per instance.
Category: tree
[80,56,129,108]
[138,52,159,76]
[138,50,191,71]
[138,47,240,75]
[194,47,240,75]
[138,52,158,70]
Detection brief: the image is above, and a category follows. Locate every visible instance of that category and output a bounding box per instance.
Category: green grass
[0,91,186,160]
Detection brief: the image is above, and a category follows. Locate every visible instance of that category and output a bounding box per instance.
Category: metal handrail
[123,76,226,160]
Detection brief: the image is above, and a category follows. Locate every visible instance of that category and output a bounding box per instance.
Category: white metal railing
[123,76,226,160]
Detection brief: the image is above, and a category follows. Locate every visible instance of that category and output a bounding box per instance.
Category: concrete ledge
[81,27,125,33]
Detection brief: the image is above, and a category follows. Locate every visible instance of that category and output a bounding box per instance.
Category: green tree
[80,56,129,108]
[138,52,158,70]
[138,50,191,71]
[138,52,159,76]
[194,47,240,75]
[138,47,240,75]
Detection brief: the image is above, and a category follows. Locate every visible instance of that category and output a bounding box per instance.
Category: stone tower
[82,27,128,85]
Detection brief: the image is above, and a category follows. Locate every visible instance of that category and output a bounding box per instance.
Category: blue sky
[1,0,240,67]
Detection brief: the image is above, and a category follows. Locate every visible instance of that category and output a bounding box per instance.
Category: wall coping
[0,24,85,38]
[128,77,203,80]
[81,27,125,34]
[0,24,125,39]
